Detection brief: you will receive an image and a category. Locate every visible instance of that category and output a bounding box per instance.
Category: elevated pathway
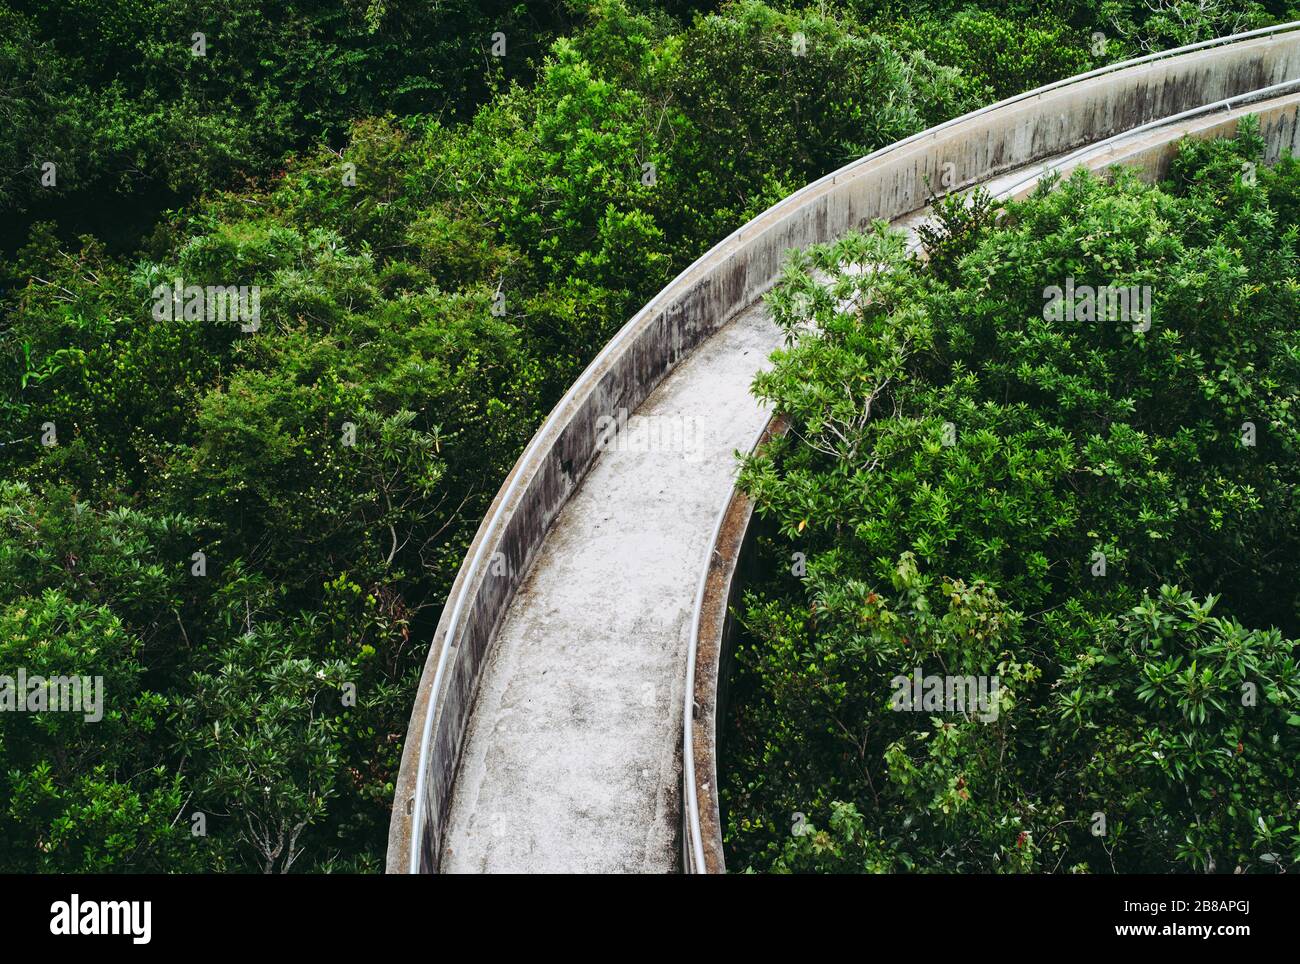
[389,25,1300,874]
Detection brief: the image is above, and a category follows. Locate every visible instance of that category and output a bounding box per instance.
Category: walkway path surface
[441,298,781,872]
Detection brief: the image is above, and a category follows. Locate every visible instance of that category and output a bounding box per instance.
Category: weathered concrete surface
[440,301,780,873]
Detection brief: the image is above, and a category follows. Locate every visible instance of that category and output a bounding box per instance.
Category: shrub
[724,121,1300,873]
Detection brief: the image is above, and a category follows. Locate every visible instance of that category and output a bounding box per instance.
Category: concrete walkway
[441,299,781,872]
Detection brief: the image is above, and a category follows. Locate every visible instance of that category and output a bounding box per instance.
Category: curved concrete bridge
[388,24,1300,874]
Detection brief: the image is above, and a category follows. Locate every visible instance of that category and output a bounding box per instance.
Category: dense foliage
[0,0,585,250]
[0,0,1054,873]
[3,0,1295,874]
[723,122,1300,873]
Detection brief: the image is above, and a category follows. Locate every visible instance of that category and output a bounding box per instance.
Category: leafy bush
[890,9,1095,101]
[724,121,1300,873]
